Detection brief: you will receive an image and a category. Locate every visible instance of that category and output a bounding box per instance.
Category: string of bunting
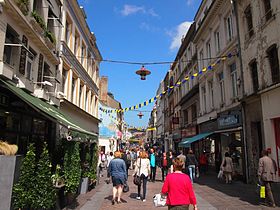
[100,52,236,113]
[99,107,146,131]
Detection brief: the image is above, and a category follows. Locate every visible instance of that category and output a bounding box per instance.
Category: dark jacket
[186,154,198,166]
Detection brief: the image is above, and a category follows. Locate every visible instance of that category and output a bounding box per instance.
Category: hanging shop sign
[218,111,242,129]
[182,126,197,138]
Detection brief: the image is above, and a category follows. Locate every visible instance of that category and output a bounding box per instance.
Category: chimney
[99,76,108,104]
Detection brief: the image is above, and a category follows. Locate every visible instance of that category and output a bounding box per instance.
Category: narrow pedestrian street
[67,169,280,210]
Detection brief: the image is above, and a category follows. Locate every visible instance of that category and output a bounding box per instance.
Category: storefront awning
[0,79,98,142]
[179,132,213,147]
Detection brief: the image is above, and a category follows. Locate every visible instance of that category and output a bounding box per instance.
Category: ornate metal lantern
[136,65,151,80]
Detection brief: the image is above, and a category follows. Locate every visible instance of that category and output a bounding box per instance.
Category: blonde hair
[114,151,122,158]
[139,151,149,159]
[0,141,18,155]
[173,158,184,172]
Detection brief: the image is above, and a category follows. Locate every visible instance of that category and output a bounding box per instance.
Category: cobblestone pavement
[71,168,280,210]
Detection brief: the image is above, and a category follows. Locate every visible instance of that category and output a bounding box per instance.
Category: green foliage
[12,144,37,209]
[88,144,98,181]
[31,11,46,31]
[33,143,56,209]
[64,142,82,194]
[45,30,56,44]
[82,146,91,178]
[16,0,30,16]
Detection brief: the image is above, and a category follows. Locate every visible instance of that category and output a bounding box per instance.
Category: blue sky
[78,0,201,127]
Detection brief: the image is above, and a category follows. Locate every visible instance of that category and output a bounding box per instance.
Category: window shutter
[37,54,44,82]
[19,35,28,75]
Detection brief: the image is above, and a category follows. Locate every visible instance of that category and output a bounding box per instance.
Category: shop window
[3,25,20,66]
[267,44,280,84]
[249,59,259,92]
[21,115,32,133]
[0,111,20,132]
[263,0,272,22]
[244,5,254,39]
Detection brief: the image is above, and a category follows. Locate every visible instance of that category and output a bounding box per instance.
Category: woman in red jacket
[161,158,198,210]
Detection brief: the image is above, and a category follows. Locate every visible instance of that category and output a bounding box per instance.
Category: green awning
[0,79,97,142]
[179,132,213,147]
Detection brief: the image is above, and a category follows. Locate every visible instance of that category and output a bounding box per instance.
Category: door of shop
[274,118,280,176]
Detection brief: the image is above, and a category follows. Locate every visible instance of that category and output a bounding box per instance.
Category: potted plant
[33,142,56,210]
[30,10,46,35]
[0,141,21,210]
[12,144,37,210]
[16,0,30,16]
[63,141,81,205]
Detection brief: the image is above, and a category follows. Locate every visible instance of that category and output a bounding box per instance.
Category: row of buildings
[149,0,280,183]
[0,0,124,155]
[0,0,125,208]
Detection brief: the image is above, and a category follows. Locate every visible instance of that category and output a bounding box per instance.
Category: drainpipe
[231,0,249,183]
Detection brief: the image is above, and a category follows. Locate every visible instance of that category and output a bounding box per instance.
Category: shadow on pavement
[128,192,138,199]
[195,172,280,207]
[104,195,128,203]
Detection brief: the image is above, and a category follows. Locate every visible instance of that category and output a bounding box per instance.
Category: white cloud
[121,5,145,16]
[120,4,159,17]
[187,0,194,6]
[169,21,193,51]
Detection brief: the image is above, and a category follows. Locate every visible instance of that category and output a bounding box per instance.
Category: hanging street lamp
[136,65,151,80]
[137,112,144,119]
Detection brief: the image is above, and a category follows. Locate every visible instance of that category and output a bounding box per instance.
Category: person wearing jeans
[186,150,198,183]
[188,165,196,183]
[134,151,151,202]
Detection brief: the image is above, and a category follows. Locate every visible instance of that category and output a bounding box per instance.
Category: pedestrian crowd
[97,146,278,209]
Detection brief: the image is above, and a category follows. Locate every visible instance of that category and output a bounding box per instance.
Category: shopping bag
[217,170,223,179]
[260,185,265,198]
[196,167,200,178]
[153,193,166,207]
[123,182,129,193]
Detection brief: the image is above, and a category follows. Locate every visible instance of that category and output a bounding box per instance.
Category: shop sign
[182,126,197,138]
[218,114,239,129]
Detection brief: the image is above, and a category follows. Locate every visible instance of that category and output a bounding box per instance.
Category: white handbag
[217,169,223,179]
[153,193,166,207]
